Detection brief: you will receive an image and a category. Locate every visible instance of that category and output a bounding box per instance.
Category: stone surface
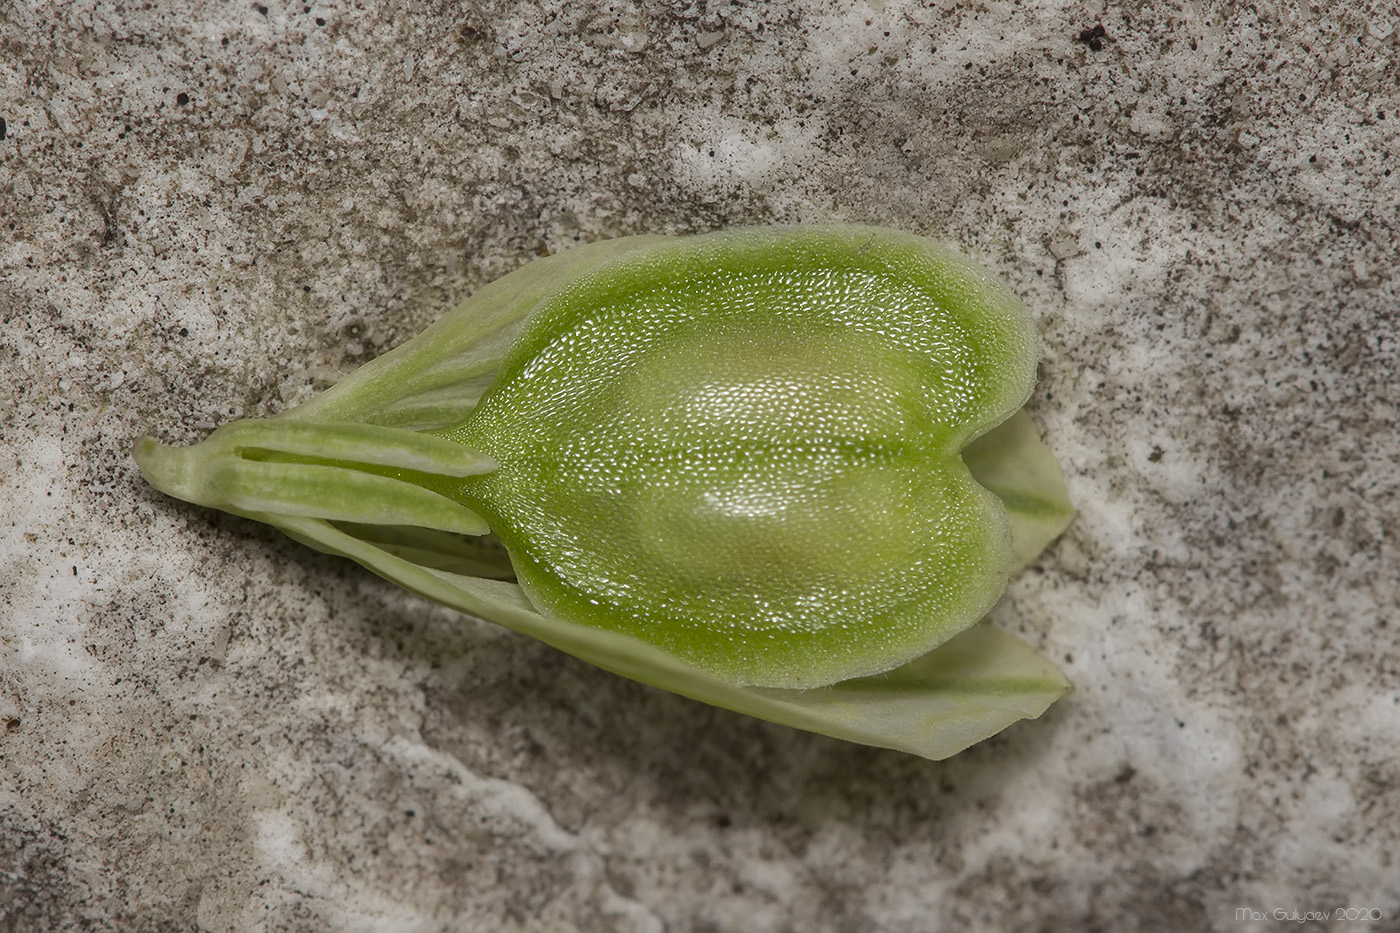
[2,1,1397,931]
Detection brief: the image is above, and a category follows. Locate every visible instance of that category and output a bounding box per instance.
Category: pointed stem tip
[133,435,218,506]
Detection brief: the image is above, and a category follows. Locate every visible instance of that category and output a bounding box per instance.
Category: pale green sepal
[134,420,494,537]
[209,459,490,536]
[262,514,1067,760]
[963,411,1076,572]
[281,236,671,430]
[209,419,497,477]
[752,622,1070,760]
[329,524,517,580]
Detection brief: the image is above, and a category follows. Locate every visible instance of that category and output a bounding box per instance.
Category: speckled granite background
[2,1,1397,930]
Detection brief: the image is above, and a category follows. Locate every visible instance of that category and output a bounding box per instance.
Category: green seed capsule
[136,225,1074,759]
[441,228,1036,688]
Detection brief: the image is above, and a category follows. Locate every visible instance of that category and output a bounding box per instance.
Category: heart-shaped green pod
[441,228,1036,688]
[135,224,1074,759]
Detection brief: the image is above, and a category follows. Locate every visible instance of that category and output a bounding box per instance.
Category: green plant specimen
[136,225,1074,759]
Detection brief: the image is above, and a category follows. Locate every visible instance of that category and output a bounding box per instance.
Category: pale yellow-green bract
[136,226,1075,760]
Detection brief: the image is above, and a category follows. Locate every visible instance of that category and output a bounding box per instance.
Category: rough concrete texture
[3,0,1398,930]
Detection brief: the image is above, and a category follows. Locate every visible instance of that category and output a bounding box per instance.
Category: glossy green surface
[444,227,1037,688]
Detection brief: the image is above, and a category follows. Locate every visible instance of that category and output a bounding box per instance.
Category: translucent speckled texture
[446,228,1037,687]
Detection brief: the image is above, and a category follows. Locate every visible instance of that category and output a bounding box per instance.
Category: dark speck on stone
[176,92,189,105]
[1077,24,1107,51]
